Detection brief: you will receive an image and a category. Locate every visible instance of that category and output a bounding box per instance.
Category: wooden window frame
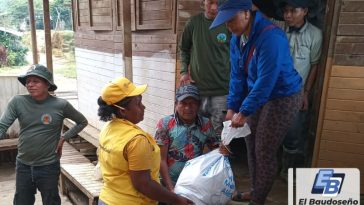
[87,0,113,31]
[115,0,123,30]
[115,0,136,31]
[133,0,176,31]
[74,0,81,30]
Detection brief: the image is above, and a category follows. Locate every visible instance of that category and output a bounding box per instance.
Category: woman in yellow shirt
[97,77,192,205]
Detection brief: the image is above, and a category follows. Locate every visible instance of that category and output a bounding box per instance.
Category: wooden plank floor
[0,142,92,205]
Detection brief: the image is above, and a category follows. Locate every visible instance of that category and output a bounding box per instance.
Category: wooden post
[122,0,133,80]
[42,0,53,73]
[28,0,38,64]
[311,0,341,167]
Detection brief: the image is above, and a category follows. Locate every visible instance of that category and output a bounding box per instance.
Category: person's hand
[56,136,65,158]
[301,92,309,111]
[219,143,231,156]
[231,112,246,128]
[225,109,235,121]
[180,73,192,86]
[174,195,194,205]
[166,184,175,192]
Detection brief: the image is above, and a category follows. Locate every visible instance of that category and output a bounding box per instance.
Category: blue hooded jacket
[228,11,302,116]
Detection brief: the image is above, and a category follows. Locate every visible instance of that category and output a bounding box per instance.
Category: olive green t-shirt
[180,13,231,96]
[0,95,88,166]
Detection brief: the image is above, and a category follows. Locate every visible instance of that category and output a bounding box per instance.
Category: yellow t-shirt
[98,118,161,205]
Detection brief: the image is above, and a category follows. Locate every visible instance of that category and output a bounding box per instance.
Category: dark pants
[245,91,302,205]
[98,199,107,205]
[14,160,61,205]
[281,110,308,174]
[283,111,308,154]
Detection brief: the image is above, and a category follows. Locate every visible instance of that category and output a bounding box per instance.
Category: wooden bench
[60,142,103,205]
[0,138,18,151]
[63,119,100,147]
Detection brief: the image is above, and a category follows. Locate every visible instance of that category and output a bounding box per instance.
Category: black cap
[253,0,282,20]
[279,0,310,8]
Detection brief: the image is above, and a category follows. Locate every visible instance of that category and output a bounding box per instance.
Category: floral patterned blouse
[155,113,219,184]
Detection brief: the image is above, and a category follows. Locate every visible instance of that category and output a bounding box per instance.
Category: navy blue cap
[210,0,252,29]
[176,84,200,102]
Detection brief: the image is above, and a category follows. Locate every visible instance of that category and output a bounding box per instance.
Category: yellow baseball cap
[101,77,147,105]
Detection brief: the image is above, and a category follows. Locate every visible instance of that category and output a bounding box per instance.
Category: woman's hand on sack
[219,143,231,156]
[166,184,174,192]
[225,109,235,121]
[231,112,246,128]
[174,195,194,205]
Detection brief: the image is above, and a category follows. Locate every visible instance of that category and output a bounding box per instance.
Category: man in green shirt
[0,64,88,205]
[179,0,231,138]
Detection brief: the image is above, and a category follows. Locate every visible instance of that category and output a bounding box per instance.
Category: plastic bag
[174,121,251,205]
[221,120,251,145]
[93,161,103,181]
[174,150,234,205]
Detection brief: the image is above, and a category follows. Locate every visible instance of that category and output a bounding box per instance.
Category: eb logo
[311,169,345,197]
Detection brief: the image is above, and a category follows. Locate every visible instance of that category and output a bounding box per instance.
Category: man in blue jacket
[211,0,303,204]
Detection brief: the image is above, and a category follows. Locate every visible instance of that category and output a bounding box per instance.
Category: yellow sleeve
[124,135,153,171]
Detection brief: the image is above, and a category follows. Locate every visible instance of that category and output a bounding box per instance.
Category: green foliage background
[0,31,28,66]
[0,0,72,30]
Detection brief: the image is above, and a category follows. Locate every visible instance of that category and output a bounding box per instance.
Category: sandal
[231,191,251,202]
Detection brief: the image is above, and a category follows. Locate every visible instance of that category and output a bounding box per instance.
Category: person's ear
[303,8,308,16]
[244,10,250,20]
[117,107,127,118]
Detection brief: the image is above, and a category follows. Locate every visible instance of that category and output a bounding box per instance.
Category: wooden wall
[74,0,178,54]
[74,0,124,53]
[73,0,179,133]
[175,0,203,83]
[131,34,177,134]
[313,0,364,193]
[0,75,27,138]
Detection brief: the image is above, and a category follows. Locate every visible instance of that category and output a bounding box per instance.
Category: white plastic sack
[174,121,251,205]
[174,149,235,205]
[93,161,103,181]
[221,120,251,145]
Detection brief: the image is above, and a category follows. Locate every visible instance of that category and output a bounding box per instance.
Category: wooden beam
[122,0,132,80]
[43,0,53,73]
[28,0,38,64]
[63,119,100,147]
[311,0,342,167]
[0,138,18,151]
